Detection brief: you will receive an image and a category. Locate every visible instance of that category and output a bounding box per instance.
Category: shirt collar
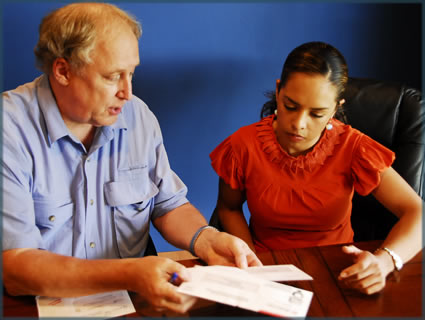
[36,74,128,147]
[37,75,69,146]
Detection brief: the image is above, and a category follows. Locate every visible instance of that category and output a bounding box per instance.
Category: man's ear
[51,58,71,86]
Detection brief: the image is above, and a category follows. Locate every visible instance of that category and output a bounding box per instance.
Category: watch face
[395,257,403,270]
[389,249,403,271]
[382,247,403,271]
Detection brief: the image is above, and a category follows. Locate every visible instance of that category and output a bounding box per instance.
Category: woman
[210,41,422,294]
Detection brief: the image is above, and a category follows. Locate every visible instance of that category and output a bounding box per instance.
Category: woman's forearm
[379,202,422,264]
[218,207,255,251]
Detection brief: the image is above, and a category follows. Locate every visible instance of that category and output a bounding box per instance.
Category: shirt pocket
[104,177,159,258]
[33,197,74,254]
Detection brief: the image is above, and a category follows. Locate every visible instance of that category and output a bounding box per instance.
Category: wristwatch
[377,247,403,271]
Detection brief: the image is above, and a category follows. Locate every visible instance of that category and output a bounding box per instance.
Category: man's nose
[117,76,132,101]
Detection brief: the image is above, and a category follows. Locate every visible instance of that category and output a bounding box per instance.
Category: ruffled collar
[256,115,342,173]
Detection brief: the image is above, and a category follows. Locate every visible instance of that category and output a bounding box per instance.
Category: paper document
[36,290,135,318]
[178,265,313,318]
[247,264,313,281]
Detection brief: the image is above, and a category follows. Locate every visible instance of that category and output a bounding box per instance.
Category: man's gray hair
[34,2,142,74]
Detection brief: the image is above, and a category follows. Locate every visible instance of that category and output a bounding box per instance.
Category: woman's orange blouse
[210,115,395,252]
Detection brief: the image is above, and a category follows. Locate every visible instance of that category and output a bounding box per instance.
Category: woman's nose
[292,112,307,130]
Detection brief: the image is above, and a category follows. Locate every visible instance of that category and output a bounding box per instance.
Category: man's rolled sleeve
[150,135,189,219]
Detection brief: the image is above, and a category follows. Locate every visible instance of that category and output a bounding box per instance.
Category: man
[2,2,261,313]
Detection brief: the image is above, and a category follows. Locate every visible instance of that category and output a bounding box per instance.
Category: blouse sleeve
[351,134,395,196]
[209,136,245,190]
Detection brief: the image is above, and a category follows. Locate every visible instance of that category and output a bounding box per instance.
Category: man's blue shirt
[2,75,188,259]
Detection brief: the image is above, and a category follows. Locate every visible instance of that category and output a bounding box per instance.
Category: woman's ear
[51,58,71,86]
[275,79,281,97]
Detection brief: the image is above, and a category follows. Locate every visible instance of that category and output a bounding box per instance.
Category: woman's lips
[287,132,305,142]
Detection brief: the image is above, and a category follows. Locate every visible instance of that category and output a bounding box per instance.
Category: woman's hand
[338,245,394,295]
[127,256,197,313]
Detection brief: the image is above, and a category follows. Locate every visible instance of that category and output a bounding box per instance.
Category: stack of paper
[178,265,313,318]
[36,290,135,318]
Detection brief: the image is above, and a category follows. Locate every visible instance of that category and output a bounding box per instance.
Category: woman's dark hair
[261,41,348,119]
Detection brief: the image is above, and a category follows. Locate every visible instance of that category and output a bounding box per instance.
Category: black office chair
[340,77,424,241]
[209,77,425,242]
[144,234,158,256]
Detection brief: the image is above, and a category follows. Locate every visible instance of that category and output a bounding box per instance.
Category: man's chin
[93,116,119,127]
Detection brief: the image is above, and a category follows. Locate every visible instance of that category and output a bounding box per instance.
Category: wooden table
[3,240,422,318]
[270,241,422,317]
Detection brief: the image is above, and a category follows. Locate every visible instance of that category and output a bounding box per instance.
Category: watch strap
[375,247,403,271]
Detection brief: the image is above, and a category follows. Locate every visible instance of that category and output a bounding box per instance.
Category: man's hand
[3,249,196,314]
[193,229,263,268]
[127,256,197,313]
[338,245,393,295]
[153,204,262,269]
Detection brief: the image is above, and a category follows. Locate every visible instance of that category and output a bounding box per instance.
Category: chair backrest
[341,77,424,241]
[144,234,158,256]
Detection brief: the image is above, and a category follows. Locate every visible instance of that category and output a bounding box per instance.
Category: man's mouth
[108,106,122,115]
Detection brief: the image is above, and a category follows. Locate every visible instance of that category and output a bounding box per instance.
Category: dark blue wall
[2,2,422,252]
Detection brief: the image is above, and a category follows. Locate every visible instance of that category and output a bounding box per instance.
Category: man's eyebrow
[107,63,140,73]
[284,95,330,111]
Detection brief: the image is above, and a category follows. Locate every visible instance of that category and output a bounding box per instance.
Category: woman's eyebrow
[284,95,301,106]
[284,95,330,111]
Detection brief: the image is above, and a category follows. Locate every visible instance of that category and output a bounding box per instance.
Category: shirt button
[90,242,95,248]
[90,199,94,206]
[48,215,55,222]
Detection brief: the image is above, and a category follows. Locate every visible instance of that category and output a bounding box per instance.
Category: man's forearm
[3,248,132,297]
[153,203,208,251]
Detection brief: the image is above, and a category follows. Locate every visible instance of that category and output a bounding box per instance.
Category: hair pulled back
[261,41,348,118]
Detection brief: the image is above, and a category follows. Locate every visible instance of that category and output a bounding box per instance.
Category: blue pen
[170,272,179,284]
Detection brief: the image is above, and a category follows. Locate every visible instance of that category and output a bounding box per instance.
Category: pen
[170,272,179,284]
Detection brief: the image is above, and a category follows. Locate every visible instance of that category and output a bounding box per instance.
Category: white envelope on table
[247,264,313,281]
[178,265,313,318]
